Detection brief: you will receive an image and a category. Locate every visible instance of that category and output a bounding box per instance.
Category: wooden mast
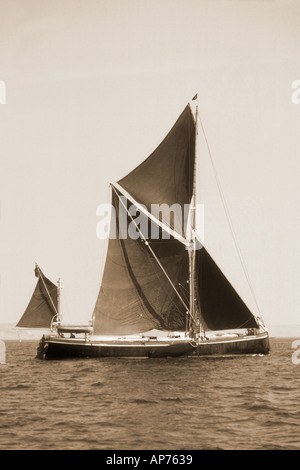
[57,278,62,323]
[189,95,203,339]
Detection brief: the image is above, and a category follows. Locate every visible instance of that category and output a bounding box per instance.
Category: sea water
[0,338,299,450]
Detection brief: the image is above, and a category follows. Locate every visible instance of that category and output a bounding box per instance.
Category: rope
[197,113,263,323]
[111,185,197,324]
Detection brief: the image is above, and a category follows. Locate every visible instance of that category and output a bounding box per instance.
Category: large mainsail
[93,105,195,336]
[17,266,58,328]
[93,102,260,337]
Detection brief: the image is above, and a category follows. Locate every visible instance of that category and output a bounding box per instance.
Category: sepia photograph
[0,0,299,454]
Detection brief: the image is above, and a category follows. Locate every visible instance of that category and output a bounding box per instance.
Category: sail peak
[117,105,196,238]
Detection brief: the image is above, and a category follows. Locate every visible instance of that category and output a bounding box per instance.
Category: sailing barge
[18,98,270,359]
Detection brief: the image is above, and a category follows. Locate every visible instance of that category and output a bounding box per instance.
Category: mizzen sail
[17,266,58,328]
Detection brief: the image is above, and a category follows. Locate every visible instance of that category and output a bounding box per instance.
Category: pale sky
[0,0,299,329]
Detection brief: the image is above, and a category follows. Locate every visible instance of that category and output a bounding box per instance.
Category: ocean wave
[131,398,159,404]
[1,338,300,451]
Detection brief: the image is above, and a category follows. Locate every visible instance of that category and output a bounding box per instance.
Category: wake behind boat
[18,96,270,359]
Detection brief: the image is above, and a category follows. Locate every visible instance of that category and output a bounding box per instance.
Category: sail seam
[112,187,185,330]
[117,222,166,329]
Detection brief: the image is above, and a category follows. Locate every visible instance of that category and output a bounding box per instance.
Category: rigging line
[177,283,190,305]
[197,113,263,320]
[111,185,196,324]
[36,265,59,317]
[236,317,257,330]
[133,223,190,323]
[146,254,188,319]
[178,282,190,296]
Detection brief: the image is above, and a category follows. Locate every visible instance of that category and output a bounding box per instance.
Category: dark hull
[37,332,270,359]
[193,332,270,356]
[41,338,193,359]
